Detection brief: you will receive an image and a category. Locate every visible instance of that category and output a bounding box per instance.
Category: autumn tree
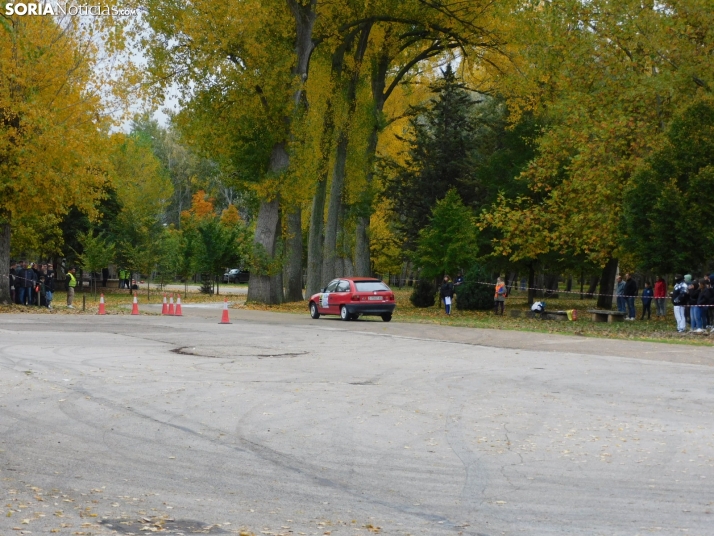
[483,0,714,308]
[0,13,125,303]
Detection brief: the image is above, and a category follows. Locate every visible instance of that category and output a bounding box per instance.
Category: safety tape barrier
[464,280,714,307]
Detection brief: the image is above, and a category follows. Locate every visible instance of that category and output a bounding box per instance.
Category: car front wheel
[310,302,320,319]
[340,306,350,321]
[381,313,392,322]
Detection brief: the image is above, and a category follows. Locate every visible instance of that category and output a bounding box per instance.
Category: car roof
[339,277,386,282]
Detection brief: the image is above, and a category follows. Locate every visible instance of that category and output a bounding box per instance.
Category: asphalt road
[1,311,713,536]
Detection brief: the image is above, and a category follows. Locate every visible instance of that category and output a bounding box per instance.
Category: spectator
[14,262,24,304]
[623,273,638,320]
[454,272,464,288]
[123,270,131,290]
[640,281,653,320]
[615,275,626,313]
[708,273,714,328]
[494,277,507,316]
[66,267,78,308]
[37,275,47,308]
[672,274,688,333]
[440,275,454,316]
[9,261,16,304]
[45,264,55,309]
[683,274,693,323]
[688,279,702,332]
[29,262,40,305]
[654,276,667,319]
[697,279,712,334]
[20,261,37,306]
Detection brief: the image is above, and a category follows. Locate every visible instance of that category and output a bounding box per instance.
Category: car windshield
[354,281,390,292]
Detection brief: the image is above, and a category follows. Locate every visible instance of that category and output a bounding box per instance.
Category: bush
[456,265,493,311]
[410,278,436,308]
[199,275,214,294]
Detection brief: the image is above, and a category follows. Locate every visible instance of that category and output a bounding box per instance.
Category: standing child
[494,277,507,316]
[640,281,653,320]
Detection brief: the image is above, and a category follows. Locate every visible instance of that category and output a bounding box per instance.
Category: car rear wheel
[310,302,320,319]
[381,313,392,322]
[340,306,350,321]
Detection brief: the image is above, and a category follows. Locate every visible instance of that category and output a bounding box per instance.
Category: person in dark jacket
[16,261,36,305]
[440,275,455,315]
[43,263,55,309]
[27,263,38,305]
[14,262,23,304]
[692,279,711,333]
[640,281,653,320]
[623,273,638,320]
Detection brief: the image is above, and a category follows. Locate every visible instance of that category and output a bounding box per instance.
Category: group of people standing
[615,273,713,332]
[8,261,62,309]
[614,273,668,320]
[671,274,714,333]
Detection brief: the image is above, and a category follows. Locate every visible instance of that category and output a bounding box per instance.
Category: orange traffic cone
[131,292,139,315]
[161,294,168,315]
[174,295,183,316]
[98,294,106,315]
[168,294,175,315]
[219,298,231,324]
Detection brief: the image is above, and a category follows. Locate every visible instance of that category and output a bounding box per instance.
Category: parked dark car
[223,268,250,283]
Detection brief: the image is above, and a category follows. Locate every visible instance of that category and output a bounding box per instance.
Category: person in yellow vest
[66,267,78,309]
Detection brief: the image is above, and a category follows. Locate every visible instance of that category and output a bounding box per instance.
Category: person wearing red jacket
[654,276,667,319]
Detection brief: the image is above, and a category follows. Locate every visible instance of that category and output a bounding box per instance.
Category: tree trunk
[247,145,289,305]
[506,272,518,294]
[354,215,370,276]
[284,208,303,302]
[596,258,619,309]
[322,24,372,284]
[0,222,10,304]
[248,3,316,304]
[306,29,363,296]
[306,111,332,297]
[322,133,347,284]
[527,264,536,306]
[586,275,599,298]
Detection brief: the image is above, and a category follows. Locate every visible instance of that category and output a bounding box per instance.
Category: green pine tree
[413,189,479,280]
[384,65,480,249]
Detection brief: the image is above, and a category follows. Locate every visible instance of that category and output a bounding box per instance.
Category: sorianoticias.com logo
[4,2,137,16]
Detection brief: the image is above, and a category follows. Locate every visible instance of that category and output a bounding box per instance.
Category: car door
[331,280,352,314]
[319,280,340,314]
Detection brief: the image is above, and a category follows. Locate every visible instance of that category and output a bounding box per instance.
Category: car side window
[336,280,351,292]
[325,280,339,292]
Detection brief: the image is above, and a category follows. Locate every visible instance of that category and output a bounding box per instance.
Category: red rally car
[308,277,396,322]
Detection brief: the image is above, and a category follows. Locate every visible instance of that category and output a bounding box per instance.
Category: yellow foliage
[220,204,242,226]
